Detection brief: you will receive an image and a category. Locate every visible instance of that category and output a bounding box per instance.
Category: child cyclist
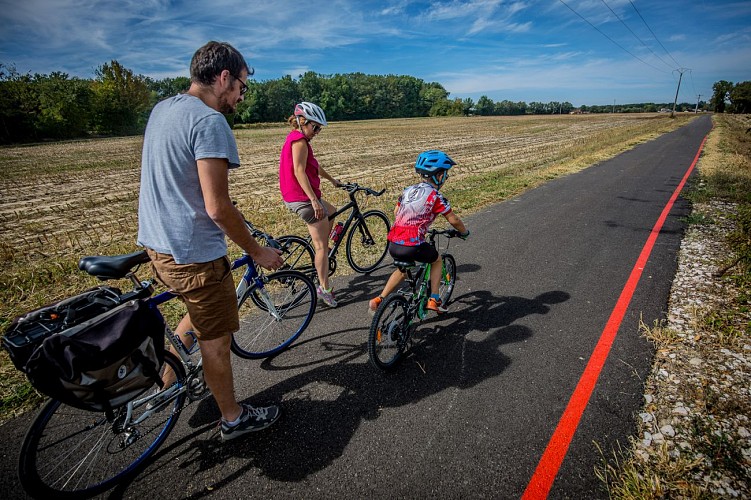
[368,150,469,315]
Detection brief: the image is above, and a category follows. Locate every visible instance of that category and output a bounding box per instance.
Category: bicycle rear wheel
[438,253,457,306]
[275,235,316,277]
[19,352,186,499]
[368,294,412,370]
[346,210,390,273]
[232,270,316,359]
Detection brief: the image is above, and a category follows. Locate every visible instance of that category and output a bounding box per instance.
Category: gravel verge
[632,199,751,497]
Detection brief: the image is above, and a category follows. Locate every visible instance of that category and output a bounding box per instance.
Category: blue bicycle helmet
[414,150,456,187]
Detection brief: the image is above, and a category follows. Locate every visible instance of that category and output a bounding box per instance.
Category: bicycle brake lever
[265,237,282,250]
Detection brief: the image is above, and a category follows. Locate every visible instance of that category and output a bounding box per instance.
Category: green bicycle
[367,229,462,371]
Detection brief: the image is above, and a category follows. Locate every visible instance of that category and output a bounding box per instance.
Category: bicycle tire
[232,270,316,359]
[346,210,390,273]
[438,253,457,306]
[275,234,316,277]
[19,352,186,499]
[368,294,412,371]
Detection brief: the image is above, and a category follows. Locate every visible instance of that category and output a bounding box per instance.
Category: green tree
[0,64,37,142]
[35,72,92,139]
[710,80,733,113]
[91,60,150,135]
[147,76,190,101]
[298,71,323,104]
[475,95,495,116]
[729,81,751,114]
[261,75,300,121]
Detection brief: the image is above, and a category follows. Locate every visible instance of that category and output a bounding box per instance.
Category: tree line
[1,59,748,144]
[710,80,751,114]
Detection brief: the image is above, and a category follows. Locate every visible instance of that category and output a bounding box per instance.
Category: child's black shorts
[388,242,438,264]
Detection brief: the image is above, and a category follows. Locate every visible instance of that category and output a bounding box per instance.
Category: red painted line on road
[521,132,710,500]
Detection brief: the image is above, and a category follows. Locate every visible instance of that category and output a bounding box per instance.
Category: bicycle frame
[324,191,368,259]
[131,251,278,420]
[397,230,458,322]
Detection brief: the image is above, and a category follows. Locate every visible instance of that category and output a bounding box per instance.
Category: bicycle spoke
[19,353,186,497]
[232,270,316,359]
[346,211,390,273]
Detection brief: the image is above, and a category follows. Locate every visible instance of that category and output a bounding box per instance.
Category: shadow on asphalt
[121,284,571,495]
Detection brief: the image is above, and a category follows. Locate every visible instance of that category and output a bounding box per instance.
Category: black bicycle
[277,182,391,277]
[368,229,462,371]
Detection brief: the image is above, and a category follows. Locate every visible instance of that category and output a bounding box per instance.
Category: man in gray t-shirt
[137,41,283,441]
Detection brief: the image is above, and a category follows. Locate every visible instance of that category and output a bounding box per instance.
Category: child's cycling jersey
[388,182,451,246]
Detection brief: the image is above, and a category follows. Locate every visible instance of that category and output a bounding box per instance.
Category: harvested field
[1,114,692,259]
[0,113,696,420]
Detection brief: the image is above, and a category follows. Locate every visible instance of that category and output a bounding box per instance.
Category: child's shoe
[426,297,448,314]
[368,296,383,316]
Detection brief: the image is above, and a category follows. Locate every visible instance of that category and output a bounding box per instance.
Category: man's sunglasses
[232,74,248,95]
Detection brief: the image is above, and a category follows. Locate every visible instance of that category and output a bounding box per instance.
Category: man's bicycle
[16,226,316,498]
[367,229,462,371]
[276,182,391,277]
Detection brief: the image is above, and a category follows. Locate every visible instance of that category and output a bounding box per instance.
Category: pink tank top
[279,130,321,203]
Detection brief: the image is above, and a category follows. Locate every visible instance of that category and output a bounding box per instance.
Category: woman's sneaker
[316,286,338,307]
[220,403,281,441]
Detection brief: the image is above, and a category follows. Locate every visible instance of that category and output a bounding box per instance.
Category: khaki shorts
[146,249,239,341]
[285,198,330,224]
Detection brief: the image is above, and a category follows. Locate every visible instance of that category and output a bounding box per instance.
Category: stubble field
[0,112,696,418]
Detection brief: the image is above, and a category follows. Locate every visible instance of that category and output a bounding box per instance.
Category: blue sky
[0,0,749,107]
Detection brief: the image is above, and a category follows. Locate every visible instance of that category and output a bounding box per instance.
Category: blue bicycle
[17,225,315,498]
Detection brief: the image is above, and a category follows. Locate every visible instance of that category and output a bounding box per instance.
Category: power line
[600,0,674,71]
[558,0,670,73]
[628,0,682,68]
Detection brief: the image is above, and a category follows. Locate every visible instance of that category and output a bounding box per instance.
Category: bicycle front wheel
[438,253,457,306]
[232,270,316,359]
[19,352,186,499]
[368,294,412,371]
[275,234,316,277]
[346,210,390,273]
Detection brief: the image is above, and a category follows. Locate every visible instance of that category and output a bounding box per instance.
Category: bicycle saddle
[78,251,150,280]
[393,260,417,270]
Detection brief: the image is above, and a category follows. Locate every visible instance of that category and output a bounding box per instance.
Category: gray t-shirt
[137,94,240,264]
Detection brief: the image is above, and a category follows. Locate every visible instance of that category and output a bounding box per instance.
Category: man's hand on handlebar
[251,245,284,271]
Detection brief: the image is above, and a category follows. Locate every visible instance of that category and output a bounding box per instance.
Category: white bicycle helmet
[294,102,328,126]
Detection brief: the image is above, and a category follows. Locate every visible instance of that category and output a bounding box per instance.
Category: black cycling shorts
[388,242,438,264]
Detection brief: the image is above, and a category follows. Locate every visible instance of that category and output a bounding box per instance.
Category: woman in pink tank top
[278,102,342,307]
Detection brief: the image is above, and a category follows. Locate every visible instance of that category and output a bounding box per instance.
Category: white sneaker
[316,286,338,307]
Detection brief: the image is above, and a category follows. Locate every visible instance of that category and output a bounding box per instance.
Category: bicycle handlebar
[243,219,282,250]
[427,228,468,242]
[428,228,460,238]
[339,182,386,197]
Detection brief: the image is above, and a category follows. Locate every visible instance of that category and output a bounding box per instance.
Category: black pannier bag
[3,286,123,372]
[4,291,165,411]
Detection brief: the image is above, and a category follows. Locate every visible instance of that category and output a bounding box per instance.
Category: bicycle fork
[236,262,283,321]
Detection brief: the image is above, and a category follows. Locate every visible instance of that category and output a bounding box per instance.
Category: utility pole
[671,68,689,118]
[612,99,615,114]
[695,94,701,113]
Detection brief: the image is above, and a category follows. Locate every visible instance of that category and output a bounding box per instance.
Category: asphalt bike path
[0,114,713,499]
